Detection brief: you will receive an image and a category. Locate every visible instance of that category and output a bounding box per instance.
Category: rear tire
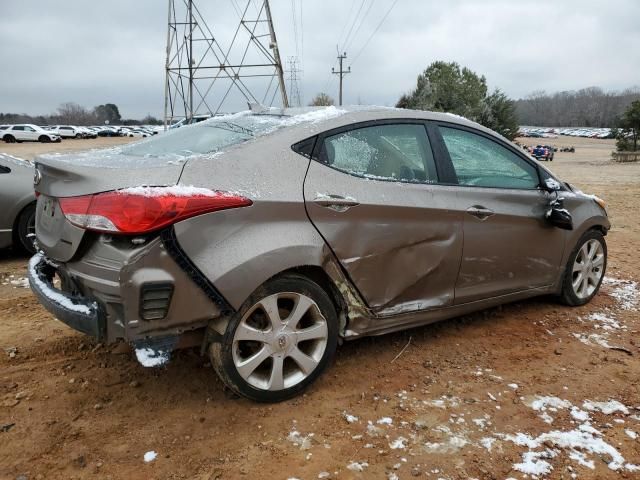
[14,204,36,255]
[210,274,339,402]
[559,230,607,306]
[4,135,15,143]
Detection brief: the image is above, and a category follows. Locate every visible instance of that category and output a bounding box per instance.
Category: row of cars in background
[0,124,159,143]
[518,126,614,139]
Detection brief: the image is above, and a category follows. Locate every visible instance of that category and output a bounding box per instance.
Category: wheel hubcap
[571,239,605,299]
[232,292,328,391]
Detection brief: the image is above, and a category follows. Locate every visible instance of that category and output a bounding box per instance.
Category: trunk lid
[34,153,185,261]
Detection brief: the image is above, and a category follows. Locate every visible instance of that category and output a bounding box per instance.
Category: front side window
[319,124,437,183]
[25,126,35,132]
[440,127,539,189]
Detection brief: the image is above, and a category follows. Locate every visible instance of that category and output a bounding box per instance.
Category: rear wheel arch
[12,201,37,253]
[206,265,348,345]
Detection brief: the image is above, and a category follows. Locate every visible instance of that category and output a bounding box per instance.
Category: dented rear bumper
[28,253,105,339]
[30,228,225,345]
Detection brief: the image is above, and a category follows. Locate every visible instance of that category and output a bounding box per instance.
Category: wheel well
[286,266,348,318]
[12,201,36,242]
[588,225,608,237]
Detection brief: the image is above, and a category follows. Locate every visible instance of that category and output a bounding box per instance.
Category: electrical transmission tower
[164,0,289,127]
[287,56,302,107]
[331,51,351,106]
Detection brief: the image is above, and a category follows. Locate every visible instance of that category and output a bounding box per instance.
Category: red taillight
[58,186,252,234]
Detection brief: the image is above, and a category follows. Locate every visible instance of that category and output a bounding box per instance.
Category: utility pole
[287,56,302,107]
[331,51,350,106]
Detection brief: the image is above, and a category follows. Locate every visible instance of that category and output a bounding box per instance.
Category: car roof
[244,106,506,145]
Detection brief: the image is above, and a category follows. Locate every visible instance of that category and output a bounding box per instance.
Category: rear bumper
[28,253,105,339]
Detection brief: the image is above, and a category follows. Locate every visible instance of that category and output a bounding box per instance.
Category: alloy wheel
[571,239,605,299]
[231,292,328,391]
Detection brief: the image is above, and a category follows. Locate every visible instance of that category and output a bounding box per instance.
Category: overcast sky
[1,0,638,119]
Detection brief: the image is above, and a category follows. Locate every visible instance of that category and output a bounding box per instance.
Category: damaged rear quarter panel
[175,136,335,311]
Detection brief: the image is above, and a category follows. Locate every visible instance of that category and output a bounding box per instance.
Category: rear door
[11,126,26,141]
[303,120,463,315]
[433,124,566,304]
[23,126,38,141]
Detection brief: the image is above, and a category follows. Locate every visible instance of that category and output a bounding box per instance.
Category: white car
[49,125,82,139]
[0,124,61,143]
[75,126,97,139]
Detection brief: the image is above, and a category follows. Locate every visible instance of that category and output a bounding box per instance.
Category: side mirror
[542,177,562,192]
[545,194,573,230]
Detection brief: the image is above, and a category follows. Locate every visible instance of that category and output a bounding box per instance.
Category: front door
[435,125,567,304]
[303,122,463,315]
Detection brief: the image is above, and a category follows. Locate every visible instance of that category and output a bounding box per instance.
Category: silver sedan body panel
[0,155,35,249]
[304,160,463,314]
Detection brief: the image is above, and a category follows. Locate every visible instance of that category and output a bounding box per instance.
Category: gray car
[28,107,610,402]
[0,154,37,253]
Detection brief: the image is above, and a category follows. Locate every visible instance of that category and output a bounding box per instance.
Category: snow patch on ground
[135,347,170,368]
[342,412,358,424]
[143,451,157,462]
[583,400,629,415]
[9,277,29,288]
[346,461,368,472]
[287,429,314,450]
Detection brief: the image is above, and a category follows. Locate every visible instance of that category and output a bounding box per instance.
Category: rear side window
[439,127,539,189]
[292,136,316,158]
[319,124,438,183]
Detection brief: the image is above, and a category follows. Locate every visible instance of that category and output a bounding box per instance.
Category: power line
[341,0,367,51]
[344,0,377,54]
[336,1,358,50]
[349,0,399,67]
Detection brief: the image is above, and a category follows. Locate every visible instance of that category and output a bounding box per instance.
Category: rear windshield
[38,107,347,168]
[120,113,287,158]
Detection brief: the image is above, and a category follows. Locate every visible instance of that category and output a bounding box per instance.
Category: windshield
[120,113,287,158]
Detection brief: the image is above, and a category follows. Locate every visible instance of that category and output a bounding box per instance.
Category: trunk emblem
[33,169,42,186]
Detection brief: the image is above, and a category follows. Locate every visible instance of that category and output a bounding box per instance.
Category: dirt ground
[1,136,639,480]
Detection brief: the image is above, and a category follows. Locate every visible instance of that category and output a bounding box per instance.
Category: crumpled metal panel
[304,160,463,315]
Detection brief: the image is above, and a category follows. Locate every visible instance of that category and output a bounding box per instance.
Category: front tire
[559,230,607,306]
[210,274,339,402]
[38,135,51,143]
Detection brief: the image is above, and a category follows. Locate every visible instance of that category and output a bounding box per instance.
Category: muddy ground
[1,136,639,480]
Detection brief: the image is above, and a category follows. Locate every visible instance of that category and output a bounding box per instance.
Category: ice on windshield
[38,107,348,168]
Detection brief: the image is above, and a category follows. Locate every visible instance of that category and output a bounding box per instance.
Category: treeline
[0,102,163,126]
[515,87,640,127]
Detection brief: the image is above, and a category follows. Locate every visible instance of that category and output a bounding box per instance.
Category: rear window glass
[39,108,348,168]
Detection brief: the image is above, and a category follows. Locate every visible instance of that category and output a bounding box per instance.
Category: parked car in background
[1,124,61,143]
[126,128,152,137]
[96,126,121,137]
[49,125,82,139]
[76,126,97,139]
[531,144,554,161]
[29,107,609,402]
[0,154,36,253]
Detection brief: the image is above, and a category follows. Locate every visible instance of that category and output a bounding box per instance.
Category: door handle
[466,205,494,220]
[313,194,360,211]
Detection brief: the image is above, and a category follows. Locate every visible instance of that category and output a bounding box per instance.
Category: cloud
[0,0,638,118]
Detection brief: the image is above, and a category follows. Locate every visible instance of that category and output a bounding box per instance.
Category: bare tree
[309,93,335,106]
